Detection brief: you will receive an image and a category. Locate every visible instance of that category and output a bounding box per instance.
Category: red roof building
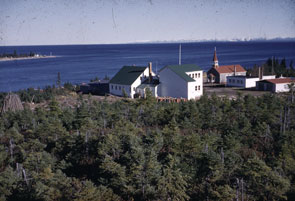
[256,77,295,93]
[214,64,246,74]
[207,48,246,83]
[261,78,293,84]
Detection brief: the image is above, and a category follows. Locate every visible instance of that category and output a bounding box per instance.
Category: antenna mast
[179,44,182,65]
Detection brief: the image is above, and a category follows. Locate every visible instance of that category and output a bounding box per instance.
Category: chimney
[234,65,236,76]
[259,66,263,80]
[148,62,152,83]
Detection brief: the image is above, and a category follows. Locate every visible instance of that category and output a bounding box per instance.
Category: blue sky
[0,0,295,45]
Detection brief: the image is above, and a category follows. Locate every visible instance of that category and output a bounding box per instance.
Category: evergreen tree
[157,154,189,201]
[57,72,61,88]
[290,60,294,70]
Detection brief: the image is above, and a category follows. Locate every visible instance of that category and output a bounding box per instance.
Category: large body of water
[0,41,294,92]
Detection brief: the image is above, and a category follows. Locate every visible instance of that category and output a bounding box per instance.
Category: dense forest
[0,84,295,201]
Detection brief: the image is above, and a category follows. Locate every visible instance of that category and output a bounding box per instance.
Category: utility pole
[179,44,181,65]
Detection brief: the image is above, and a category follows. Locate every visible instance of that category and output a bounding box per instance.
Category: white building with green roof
[109,65,156,98]
[159,64,203,100]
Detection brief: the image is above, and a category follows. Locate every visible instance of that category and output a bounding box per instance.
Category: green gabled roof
[162,64,202,82]
[110,66,147,85]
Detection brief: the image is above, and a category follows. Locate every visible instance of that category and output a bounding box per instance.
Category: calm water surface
[0,42,294,92]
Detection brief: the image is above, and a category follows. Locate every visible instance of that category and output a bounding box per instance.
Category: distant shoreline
[0,55,58,62]
[1,38,294,47]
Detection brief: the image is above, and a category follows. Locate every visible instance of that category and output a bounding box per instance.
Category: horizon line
[1,37,295,47]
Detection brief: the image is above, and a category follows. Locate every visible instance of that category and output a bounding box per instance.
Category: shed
[256,78,295,92]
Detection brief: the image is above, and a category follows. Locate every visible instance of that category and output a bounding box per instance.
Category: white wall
[109,83,132,97]
[262,75,276,80]
[159,68,203,99]
[137,85,158,98]
[130,68,150,98]
[221,72,246,83]
[275,83,291,92]
[154,86,158,97]
[245,78,260,88]
[186,71,202,81]
[227,75,277,88]
[159,68,188,99]
[227,76,259,88]
[186,71,203,99]
[227,77,245,88]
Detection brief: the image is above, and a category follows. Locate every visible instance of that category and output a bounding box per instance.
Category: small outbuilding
[256,78,295,93]
[227,75,276,88]
[80,80,109,95]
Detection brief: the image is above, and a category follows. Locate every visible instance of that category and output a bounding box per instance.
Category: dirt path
[204,84,271,99]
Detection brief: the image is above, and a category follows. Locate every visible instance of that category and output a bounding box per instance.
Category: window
[111,85,113,89]
[195,86,198,91]
[133,87,136,91]
[115,86,117,90]
[198,85,200,90]
[119,86,121,90]
[192,74,194,78]
[195,73,197,78]
[198,73,200,78]
[189,74,191,77]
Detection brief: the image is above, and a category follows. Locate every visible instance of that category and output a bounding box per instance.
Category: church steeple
[213,47,219,68]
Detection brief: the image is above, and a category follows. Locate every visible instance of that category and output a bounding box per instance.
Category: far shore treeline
[0,50,37,58]
[247,57,295,77]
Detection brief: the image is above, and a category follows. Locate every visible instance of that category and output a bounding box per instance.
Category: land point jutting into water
[0,50,56,62]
